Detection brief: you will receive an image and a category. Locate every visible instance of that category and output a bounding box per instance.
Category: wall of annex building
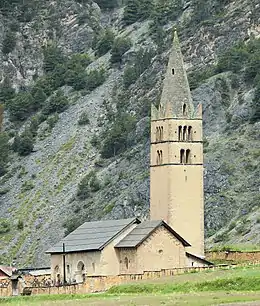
[50,251,101,283]
[99,222,138,276]
[118,248,137,275]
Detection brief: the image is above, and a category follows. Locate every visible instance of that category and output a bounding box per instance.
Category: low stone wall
[206,251,260,262]
[26,266,223,296]
[0,279,11,297]
[2,263,260,297]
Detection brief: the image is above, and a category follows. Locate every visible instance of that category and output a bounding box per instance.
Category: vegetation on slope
[0,0,259,265]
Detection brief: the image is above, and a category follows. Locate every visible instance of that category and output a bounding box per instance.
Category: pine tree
[12,129,34,156]
[0,77,15,104]
[123,0,140,25]
[139,0,154,20]
[0,133,10,176]
[31,87,47,110]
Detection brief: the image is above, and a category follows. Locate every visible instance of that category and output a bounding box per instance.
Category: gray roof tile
[46,218,139,254]
[115,220,190,248]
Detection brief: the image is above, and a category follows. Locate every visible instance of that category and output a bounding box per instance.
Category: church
[46,31,209,284]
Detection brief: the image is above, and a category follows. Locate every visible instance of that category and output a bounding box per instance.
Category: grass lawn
[1,265,260,305]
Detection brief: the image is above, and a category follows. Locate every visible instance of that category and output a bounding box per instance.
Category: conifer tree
[123,0,140,25]
[0,133,10,176]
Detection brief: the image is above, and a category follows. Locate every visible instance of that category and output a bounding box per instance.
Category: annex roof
[115,220,190,248]
[0,266,16,278]
[46,218,140,254]
[186,252,213,266]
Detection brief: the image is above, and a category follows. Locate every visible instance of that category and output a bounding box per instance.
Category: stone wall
[2,263,260,297]
[0,279,11,296]
[206,251,260,262]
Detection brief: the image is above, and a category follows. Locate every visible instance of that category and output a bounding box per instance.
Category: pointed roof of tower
[158,29,195,119]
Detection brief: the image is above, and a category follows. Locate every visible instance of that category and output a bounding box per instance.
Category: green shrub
[123,0,140,25]
[77,12,89,25]
[78,112,90,125]
[0,188,10,195]
[17,219,24,230]
[123,0,154,25]
[21,180,35,192]
[77,170,101,200]
[228,221,236,231]
[86,69,106,91]
[12,130,34,156]
[123,48,154,87]
[43,43,66,73]
[216,45,249,73]
[6,92,34,121]
[110,37,132,64]
[2,31,16,54]
[63,217,82,236]
[96,29,115,56]
[100,113,136,158]
[43,90,69,115]
[95,0,118,9]
[188,67,215,90]
[31,87,47,109]
[251,84,260,123]
[89,174,101,192]
[0,133,10,176]
[0,219,10,234]
[47,113,59,130]
[213,231,229,243]
[0,77,15,104]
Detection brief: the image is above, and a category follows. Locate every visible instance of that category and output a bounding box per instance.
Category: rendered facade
[150,30,204,257]
[47,31,207,283]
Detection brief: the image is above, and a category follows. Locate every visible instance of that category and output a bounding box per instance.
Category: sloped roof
[46,218,140,254]
[0,266,16,277]
[115,220,190,248]
[186,252,213,266]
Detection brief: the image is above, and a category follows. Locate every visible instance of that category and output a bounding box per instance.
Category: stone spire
[158,29,195,119]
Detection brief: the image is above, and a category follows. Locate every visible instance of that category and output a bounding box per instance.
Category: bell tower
[150,30,204,256]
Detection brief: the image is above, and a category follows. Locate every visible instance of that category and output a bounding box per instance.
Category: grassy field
[1,265,260,305]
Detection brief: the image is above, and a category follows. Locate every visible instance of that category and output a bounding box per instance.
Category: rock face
[0,0,259,267]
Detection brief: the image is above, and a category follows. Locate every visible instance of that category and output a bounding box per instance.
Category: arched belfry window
[183,126,187,141]
[156,150,163,165]
[160,126,163,141]
[178,126,182,141]
[180,149,185,164]
[188,126,192,141]
[172,68,175,75]
[183,104,187,116]
[186,149,191,164]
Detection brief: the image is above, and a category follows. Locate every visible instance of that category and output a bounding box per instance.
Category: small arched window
[180,149,185,164]
[156,127,159,142]
[178,126,182,141]
[188,126,192,141]
[183,126,187,141]
[156,150,160,165]
[183,104,187,116]
[160,126,163,141]
[186,149,191,164]
[124,257,129,270]
[160,150,163,164]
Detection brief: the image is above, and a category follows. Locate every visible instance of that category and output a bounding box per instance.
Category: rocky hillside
[0,0,259,267]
